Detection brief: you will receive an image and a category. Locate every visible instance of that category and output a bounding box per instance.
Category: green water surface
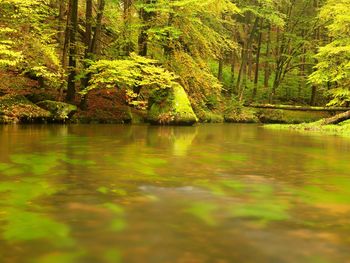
[0,124,350,263]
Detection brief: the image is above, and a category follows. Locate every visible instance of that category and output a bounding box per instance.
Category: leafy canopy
[309,0,350,106]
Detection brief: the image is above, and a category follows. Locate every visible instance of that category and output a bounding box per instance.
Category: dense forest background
[0,0,349,123]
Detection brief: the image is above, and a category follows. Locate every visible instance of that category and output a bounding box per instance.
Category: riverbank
[266,120,350,137]
[0,92,335,125]
[0,91,341,125]
[0,74,343,125]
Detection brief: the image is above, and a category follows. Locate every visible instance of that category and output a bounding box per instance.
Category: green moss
[195,110,224,123]
[37,100,77,122]
[225,107,259,123]
[148,85,198,125]
[192,102,224,123]
[256,109,330,124]
[266,121,350,137]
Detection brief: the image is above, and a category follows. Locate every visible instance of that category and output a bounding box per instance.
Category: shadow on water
[0,124,350,262]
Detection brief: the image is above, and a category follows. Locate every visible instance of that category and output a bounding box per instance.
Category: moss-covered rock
[0,94,51,124]
[225,107,259,123]
[36,100,77,122]
[191,103,224,123]
[72,105,133,124]
[197,111,224,123]
[26,93,56,103]
[148,85,198,125]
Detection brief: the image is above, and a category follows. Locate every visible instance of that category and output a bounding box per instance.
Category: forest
[2,1,350,262]
[0,0,349,127]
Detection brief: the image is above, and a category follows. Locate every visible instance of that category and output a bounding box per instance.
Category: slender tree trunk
[310,86,317,106]
[66,0,78,103]
[138,0,156,57]
[236,17,259,101]
[310,0,319,106]
[264,23,271,89]
[247,49,253,81]
[59,0,71,100]
[80,0,93,110]
[85,0,93,52]
[80,0,106,109]
[91,0,105,54]
[230,52,235,95]
[123,0,133,55]
[252,20,263,101]
[58,0,66,47]
[218,58,223,82]
[269,27,281,103]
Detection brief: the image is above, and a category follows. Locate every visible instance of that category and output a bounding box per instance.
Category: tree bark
[218,58,223,82]
[252,20,263,101]
[321,110,350,125]
[66,0,78,103]
[247,104,350,112]
[58,0,66,47]
[236,17,259,101]
[80,0,93,110]
[264,23,271,89]
[230,51,235,94]
[138,0,156,56]
[91,0,105,55]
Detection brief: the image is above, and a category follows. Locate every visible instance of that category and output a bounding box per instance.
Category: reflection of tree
[146,126,198,157]
[0,153,76,261]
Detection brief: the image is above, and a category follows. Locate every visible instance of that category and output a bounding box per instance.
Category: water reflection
[0,124,350,262]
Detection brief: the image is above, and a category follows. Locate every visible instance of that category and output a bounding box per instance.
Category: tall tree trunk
[58,0,66,47]
[66,0,78,103]
[310,0,319,106]
[80,0,93,110]
[252,20,263,101]
[91,0,105,54]
[85,0,93,53]
[310,86,317,106]
[59,0,71,100]
[264,23,271,89]
[123,0,133,55]
[236,17,259,101]
[269,27,281,103]
[80,0,106,109]
[138,0,156,56]
[230,51,235,95]
[218,58,223,82]
[247,49,253,81]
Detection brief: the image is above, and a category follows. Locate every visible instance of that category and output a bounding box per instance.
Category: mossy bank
[266,119,350,137]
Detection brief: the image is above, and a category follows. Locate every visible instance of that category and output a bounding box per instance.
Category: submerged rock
[148,85,198,125]
[0,94,51,124]
[37,100,77,122]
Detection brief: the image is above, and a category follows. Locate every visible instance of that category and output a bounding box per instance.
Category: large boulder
[37,100,77,122]
[0,94,51,124]
[148,85,198,125]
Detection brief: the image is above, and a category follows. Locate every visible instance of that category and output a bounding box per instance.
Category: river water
[0,124,350,263]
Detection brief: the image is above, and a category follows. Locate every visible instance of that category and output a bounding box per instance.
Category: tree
[0,0,63,88]
[309,0,350,107]
[66,0,78,103]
